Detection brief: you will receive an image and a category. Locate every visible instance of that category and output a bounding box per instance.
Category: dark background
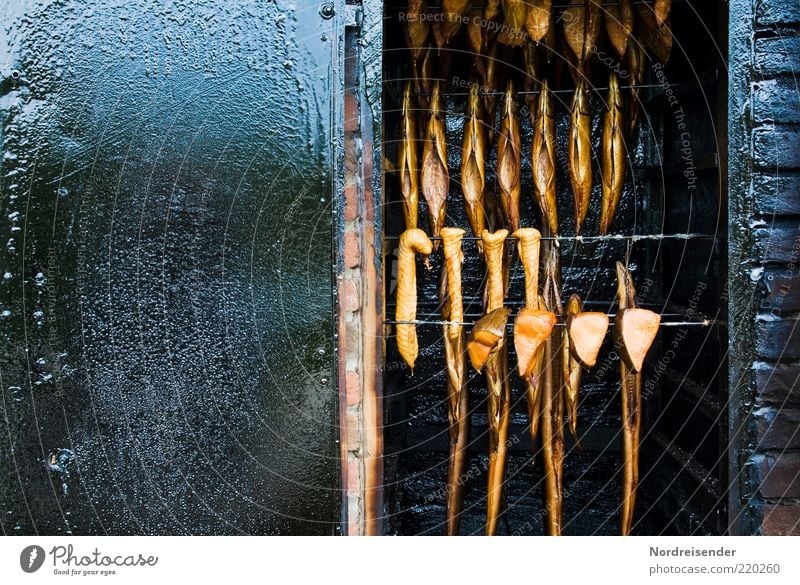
[0,0,338,535]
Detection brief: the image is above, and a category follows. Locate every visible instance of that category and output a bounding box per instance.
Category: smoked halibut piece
[614,261,660,535]
[567,311,610,368]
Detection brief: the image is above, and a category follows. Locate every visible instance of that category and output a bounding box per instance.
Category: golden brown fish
[626,38,645,137]
[525,0,552,43]
[421,81,449,245]
[599,73,626,235]
[513,229,556,446]
[541,252,565,535]
[568,78,592,235]
[395,229,433,370]
[477,229,511,535]
[436,0,470,48]
[615,261,660,535]
[441,227,469,536]
[565,301,610,438]
[604,0,633,58]
[499,0,527,46]
[480,42,502,146]
[521,40,540,117]
[404,0,430,64]
[461,84,487,245]
[497,80,522,231]
[398,82,419,229]
[483,0,503,47]
[563,0,602,64]
[531,80,558,236]
[636,4,672,64]
[654,0,672,28]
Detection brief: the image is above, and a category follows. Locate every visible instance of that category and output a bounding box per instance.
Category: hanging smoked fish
[513,228,556,444]
[531,80,558,236]
[483,0,503,48]
[434,0,470,49]
[614,262,660,535]
[563,0,602,67]
[604,0,633,58]
[626,39,646,137]
[498,0,527,46]
[395,229,433,370]
[404,0,430,67]
[568,78,592,235]
[654,0,672,28]
[441,227,469,536]
[398,82,419,229]
[421,81,449,246]
[522,40,540,118]
[525,0,552,43]
[565,298,609,438]
[599,73,626,235]
[461,84,487,246]
[636,4,672,64]
[541,249,565,535]
[497,80,522,231]
[480,42,502,147]
[467,229,511,535]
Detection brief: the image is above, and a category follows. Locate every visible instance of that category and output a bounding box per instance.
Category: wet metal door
[0,0,337,535]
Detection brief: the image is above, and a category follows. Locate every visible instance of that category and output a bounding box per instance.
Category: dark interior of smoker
[381,0,728,535]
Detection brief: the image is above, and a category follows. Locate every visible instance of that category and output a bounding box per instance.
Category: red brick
[342,277,360,312]
[756,453,800,499]
[755,407,800,450]
[345,370,361,406]
[343,184,359,220]
[345,93,359,133]
[344,231,360,268]
[345,409,360,451]
[346,453,361,504]
[762,504,800,535]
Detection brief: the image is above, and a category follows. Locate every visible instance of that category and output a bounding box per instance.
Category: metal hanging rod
[384,318,719,328]
[388,0,687,10]
[385,83,679,97]
[383,233,716,242]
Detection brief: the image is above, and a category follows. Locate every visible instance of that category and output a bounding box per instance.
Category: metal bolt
[319,2,335,19]
[10,70,21,81]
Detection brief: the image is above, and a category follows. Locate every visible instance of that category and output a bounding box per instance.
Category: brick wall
[741,0,800,535]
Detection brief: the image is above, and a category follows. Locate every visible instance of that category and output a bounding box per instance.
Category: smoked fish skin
[531,80,558,236]
[421,81,449,244]
[599,73,626,235]
[398,83,419,229]
[568,78,592,234]
[461,84,487,245]
[496,80,522,231]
